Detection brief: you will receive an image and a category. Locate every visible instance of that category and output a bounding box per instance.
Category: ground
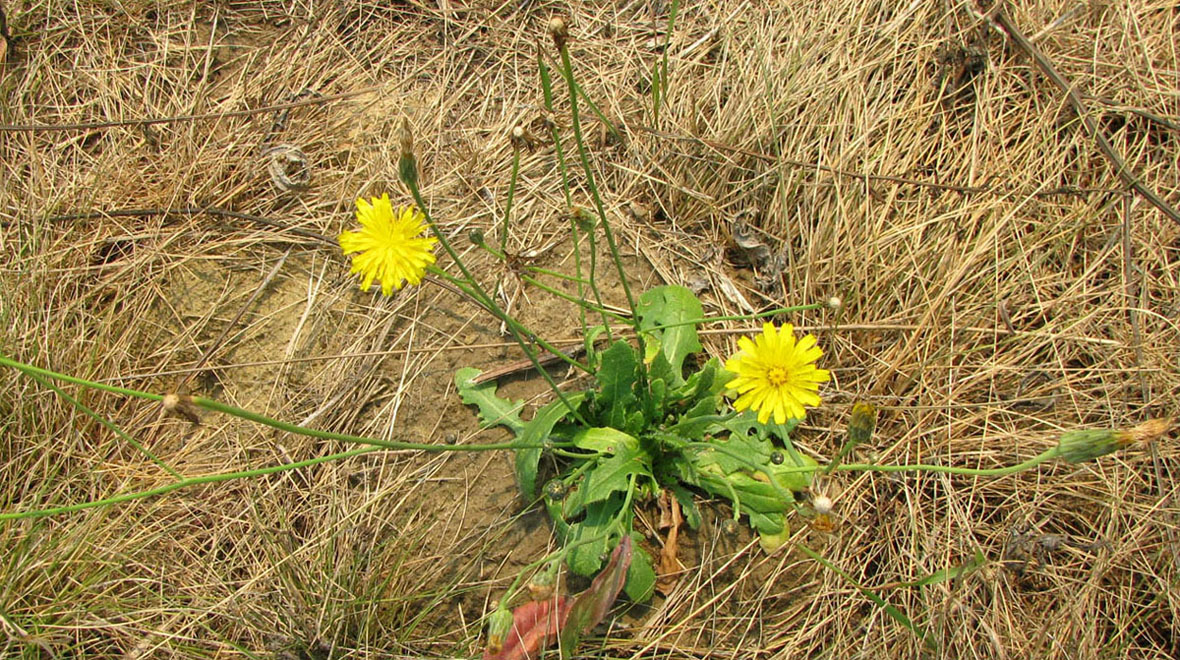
[1,1,1178,658]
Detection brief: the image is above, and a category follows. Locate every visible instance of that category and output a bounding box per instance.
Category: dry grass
[2,0,1178,658]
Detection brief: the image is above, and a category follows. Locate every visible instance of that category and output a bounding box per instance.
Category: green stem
[557,45,640,339]
[0,354,163,401]
[405,180,591,424]
[551,448,601,460]
[537,46,571,210]
[519,273,628,325]
[0,447,380,521]
[523,266,592,285]
[560,456,599,484]
[580,214,614,343]
[193,396,552,452]
[833,449,1060,477]
[500,146,520,254]
[705,447,1062,479]
[0,354,567,453]
[427,266,592,375]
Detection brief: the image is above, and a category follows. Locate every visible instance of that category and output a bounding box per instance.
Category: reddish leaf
[484,597,571,660]
[484,537,633,660]
[559,535,632,656]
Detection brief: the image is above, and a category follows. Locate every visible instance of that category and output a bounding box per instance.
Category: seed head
[812,494,833,515]
[827,295,842,310]
[509,124,534,151]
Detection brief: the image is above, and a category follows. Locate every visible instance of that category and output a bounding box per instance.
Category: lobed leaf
[455,367,525,434]
[582,445,652,507]
[635,285,704,385]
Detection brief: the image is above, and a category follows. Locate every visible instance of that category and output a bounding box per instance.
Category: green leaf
[718,409,800,440]
[583,445,652,506]
[454,367,524,434]
[567,497,620,576]
[689,462,792,514]
[624,409,646,435]
[636,285,704,384]
[708,416,818,492]
[515,392,587,500]
[624,539,656,602]
[699,433,772,474]
[594,341,639,429]
[573,427,639,454]
[672,357,720,404]
[901,552,987,589]
[748,509,785,535]
[667,400,725,439]
[669,484,702,529]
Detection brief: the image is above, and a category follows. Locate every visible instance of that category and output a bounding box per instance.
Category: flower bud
[849,402,877,445]
[485,607,515,655]
[527,568,556,600]
[467,228,485,245]
[758,523,791,553]
[544,479,568,501]
[1057,418,1172,464]
[398,116,418,188]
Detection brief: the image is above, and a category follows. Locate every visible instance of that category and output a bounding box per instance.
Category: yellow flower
[339,194,437,295]
[724,323,830,424]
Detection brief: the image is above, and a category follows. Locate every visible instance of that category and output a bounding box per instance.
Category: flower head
[724,323,830,424]
[339,194,437,295]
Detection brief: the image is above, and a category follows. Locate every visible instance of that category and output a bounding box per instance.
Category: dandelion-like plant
[339,194,437,295]
[724,322,831,424]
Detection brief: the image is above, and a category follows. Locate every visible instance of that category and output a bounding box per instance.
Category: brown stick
[984,2,1180,227]
[0,86,378,133]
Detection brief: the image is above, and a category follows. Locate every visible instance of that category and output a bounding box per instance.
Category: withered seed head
[162,393,200,425]
[547,16,568,51]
